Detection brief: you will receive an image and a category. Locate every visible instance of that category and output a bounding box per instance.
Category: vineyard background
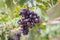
[0,0,60,40]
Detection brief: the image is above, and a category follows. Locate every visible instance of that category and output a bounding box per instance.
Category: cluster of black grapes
[18,8,40,35]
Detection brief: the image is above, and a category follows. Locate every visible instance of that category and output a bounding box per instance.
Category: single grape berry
[8,36,14,40]
[23,29,29,35]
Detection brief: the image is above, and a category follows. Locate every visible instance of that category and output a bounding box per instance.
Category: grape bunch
[18,8,40,35]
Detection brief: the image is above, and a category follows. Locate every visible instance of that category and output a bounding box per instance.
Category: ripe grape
[23,29,29,35]
[8,36,14,40]
[18,8,40,35]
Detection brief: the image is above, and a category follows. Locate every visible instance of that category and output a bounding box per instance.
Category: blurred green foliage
[0,0,58,40]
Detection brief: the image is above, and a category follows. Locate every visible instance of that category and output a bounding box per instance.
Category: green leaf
[0,0,4,8]
[11,18,19,28]
[5,0,13,7]
[30,0,35,7]
[47,3,60,20]
[53,0,57,5]
[1,31,5,40]
[34,8,42,17]
[28,29,35,40]
[17,0,29,6]
[35,7,48,21]
[36,0,42,2]
[42,1,50,8]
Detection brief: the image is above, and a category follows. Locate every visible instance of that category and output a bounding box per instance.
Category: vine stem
[50,0,54,6]
[26,3,29,9]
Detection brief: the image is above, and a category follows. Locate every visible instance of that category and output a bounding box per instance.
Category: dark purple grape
[13,35,20,40]
[23,27,27,30]
[20,25,29,35]
[14,31,21,36]
[18,8,40,35]
[18,19,27,25]
[30,10,34,14]
[31,22,35,26]
[19,8,29,16]
[17,19,21,25]
[32,13,37,16]
[34,18,39,23]
[33,15,37,18]
[27,22,31,27]
[27,22,30,25]
[26,15,30,18]
[18,19,26,25]
[26,10,30,14]
[8,36,14,40]
[12,30,21,40]
[22,17,25,20]
[23,29,29,35]
[21,25,28,29]
[19,10,26,16]
[29,14,32,18]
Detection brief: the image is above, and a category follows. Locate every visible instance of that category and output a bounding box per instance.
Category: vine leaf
[5,0,13,7]
[47,3,60,20]
[17,0,29,6]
